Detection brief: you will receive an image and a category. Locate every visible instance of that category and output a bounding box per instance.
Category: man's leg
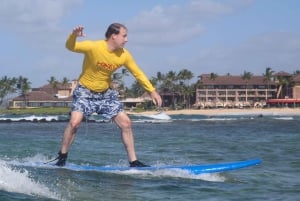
[113,111,149,167]
[60,111,83,153]
[113,111,137,162]
[56,111,83,166]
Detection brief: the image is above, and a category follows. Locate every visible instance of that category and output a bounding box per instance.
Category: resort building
[195,74,277,108]
[8,80,151,109]
[267,72,300,107]
[8,71,300,109]
[9,80,78,109]
[292,74,300,99]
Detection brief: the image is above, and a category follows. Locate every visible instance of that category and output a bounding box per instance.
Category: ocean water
[0,112,299,201]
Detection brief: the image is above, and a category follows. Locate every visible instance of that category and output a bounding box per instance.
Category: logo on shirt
[96,61,119,72]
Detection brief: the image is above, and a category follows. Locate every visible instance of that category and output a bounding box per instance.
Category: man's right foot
[55,151,68,166]
[129,160,150,167]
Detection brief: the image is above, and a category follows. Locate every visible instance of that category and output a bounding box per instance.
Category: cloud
[0,0,84,86]
[0,0,82,33]
[126,0,248,46]
[192,31,300,75]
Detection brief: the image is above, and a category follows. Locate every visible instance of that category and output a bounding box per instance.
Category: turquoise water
[0,113,299,201]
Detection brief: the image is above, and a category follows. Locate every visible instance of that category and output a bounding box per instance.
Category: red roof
[293,74,300,82]
[267,99,300,103]
[198,74,275,85]
[13,91,72,101]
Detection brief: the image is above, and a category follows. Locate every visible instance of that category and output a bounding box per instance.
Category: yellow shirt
[66,33,155,93]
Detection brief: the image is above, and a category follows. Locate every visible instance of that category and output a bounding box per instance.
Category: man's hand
[150,91,162,107]
[72,26,85,37]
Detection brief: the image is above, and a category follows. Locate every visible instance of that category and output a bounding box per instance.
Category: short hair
[105,23,127,39]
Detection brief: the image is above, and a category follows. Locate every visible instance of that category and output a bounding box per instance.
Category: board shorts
[71,84,123,119]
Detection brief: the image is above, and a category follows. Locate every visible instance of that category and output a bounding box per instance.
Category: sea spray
[0,160,62,200]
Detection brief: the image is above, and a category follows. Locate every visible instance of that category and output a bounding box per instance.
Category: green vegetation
[0,76,31,106]
[0,107,70,115]
[1,68,300,114]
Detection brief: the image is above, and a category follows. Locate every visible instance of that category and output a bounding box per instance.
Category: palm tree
[156,71,164,89]
[48,76,58,94]
[48,76,57,85]
[61,77,69,86]
[241,71,253,102]
[0,76,17,106]
[209,72,218,82]
[263,67,274,100]
[294,70,300,75]
[112,72,122,83]
[16,76,31,108]
[129,80,144,97]
[276,76,293,99]
[165,70,178,109]
[121,68,129,84]
[111,72,123,96]
[178,69,194,108]
[120,69,130,97]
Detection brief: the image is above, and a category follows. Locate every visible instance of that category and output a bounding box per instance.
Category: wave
[0,159,62,200]
[0,115,60,122]
[273,116,294,120]
[111,168,227,182]
[8,155,227,183]
[0,113,298,123]
[136,112,172,120]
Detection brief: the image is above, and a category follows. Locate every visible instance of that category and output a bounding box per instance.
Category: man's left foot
[55,151,68,166]
[129,160,150,167]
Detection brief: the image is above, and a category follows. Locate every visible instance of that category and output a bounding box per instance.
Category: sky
[1,0,300,88]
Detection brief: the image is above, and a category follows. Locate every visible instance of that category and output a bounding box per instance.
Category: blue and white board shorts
[71,84,123,119]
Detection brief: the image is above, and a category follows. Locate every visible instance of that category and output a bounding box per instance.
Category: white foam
[111,168,226,182]
[0,115,59,122]
[138,112,172,120]
[0,159,61,200]
[273,116,294,120]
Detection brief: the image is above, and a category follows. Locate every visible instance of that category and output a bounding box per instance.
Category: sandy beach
[128,108,300,116]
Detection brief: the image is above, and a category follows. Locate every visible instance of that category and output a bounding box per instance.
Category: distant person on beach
[52,23,162,167]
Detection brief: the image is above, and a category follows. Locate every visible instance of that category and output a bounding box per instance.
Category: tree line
[1,67,300,107]
[0,76,31,105]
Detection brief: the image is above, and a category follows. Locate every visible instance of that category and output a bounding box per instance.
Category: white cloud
[0,0,82,33]
[127,0,246,46]
[192,31,300,75]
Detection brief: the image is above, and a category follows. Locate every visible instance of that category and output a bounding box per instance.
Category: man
[54,23,162,167]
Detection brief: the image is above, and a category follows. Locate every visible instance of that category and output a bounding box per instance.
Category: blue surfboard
[60,159,261,175]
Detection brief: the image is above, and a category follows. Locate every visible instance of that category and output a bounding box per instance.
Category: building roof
[13,91,72,101]
[32,83,72,95]
[198,74,275,85]
[275,71,291,77]
[293,74,300,82]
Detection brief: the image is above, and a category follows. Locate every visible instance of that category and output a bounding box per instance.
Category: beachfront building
[292,74,300,99]
[8,80,78,109]
[8,79,151,109]
[267,72,300,107]
[195,74,277,108]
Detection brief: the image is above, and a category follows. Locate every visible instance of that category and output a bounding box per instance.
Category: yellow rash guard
[66,33,155,93]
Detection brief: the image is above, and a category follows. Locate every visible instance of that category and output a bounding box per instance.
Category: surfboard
[58,159,261,175]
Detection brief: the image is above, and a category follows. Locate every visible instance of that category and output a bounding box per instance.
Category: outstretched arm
[66,25,87,51]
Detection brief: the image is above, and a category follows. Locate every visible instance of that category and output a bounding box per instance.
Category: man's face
[113,27,128,49]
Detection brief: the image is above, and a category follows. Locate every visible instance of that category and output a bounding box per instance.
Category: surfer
[53,23,162,167]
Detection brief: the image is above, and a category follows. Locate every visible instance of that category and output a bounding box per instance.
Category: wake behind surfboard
[43,159,261,175]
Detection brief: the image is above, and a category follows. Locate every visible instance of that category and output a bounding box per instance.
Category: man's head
[105,23,128,50]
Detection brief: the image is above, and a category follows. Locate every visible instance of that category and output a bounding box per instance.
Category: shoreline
[1,107,300,117]
[128,108,300,116]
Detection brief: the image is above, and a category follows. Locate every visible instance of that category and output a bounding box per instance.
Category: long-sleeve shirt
[65,33,155,93]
